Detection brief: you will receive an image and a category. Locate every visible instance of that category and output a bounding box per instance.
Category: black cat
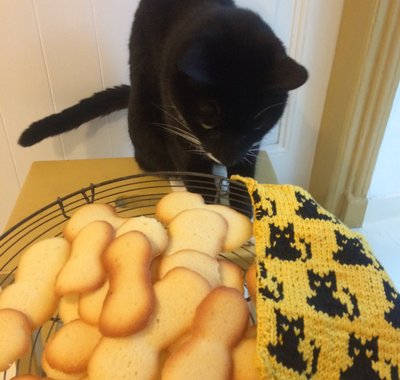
[340,334,381,380]
[295,191,338,223]
[18,0,307,186]
[307,270,359,321]
[333,230,376,267]
[268,309,320,376]
[383,279,400,329]
[386,360,399,380]
[258,262,284,302]
[253,190,277,220]
[266,223,311,261]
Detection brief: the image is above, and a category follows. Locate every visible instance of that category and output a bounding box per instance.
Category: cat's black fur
[19,0,307,182]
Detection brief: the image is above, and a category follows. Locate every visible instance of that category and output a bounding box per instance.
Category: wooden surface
[4,157,142,231]
[4,151,276,232]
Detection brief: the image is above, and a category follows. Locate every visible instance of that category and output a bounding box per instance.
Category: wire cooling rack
[0,171,255,378]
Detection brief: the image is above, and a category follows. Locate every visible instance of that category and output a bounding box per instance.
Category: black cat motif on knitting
[333,230,377,267]
[307,270,359,321]
[295,191,339,223]
[383,279,400,329]
[340,334,381,380]
[252,188,262,204]
[268,309,320,376]
[266,223,311,262]
[258,262,284,302]
[252,189,277,220]
[386,360,399,380]
[256,200,277,220]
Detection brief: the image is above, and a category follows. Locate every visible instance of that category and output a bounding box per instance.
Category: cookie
[0,237,70,328]
[58,294,80,324]
[232,336,258,380]
[88,268,211,380]
[158,249,221,287]
[218,259,244,292]
[116,216,168,256]
[42,355,84,380]
[246,262,257,302]
[155,191,253,251]
[164,208,228,257]
[15,237,71,285]
[44,319,101,374]
[162,286,249,380]
[78,281,109,326]
[56,221,114,296]
[0,309,31,372]
[155,191,205,224]
[0,281,59,328]
[11,376,53,380]
[63,203,124,241]
[205,204,253,251]
[99,231,154,337]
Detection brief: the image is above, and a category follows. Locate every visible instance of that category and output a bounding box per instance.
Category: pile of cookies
[0,191,258,380]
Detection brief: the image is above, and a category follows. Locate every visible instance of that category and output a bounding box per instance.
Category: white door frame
[309,0,400,227]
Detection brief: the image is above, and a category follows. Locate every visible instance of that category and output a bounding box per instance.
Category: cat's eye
[201,122,214,130]
[198,100,219,130]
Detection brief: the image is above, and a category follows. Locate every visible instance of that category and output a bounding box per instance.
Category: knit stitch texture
[234,176,400,380]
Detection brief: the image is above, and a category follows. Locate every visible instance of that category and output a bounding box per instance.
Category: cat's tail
[18,84,130,146]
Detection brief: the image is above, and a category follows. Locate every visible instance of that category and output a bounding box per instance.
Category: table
[4,152,277,232]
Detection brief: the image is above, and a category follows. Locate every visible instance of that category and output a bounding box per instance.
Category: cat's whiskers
[254,102,286,120]
[153,103,191,132]
[239,145,259,165]
[154,122,202,148]
[185,148,208,156]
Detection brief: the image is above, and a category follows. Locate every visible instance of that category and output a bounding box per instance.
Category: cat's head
[348,333,379,361]
[383,279,399,303]
[275,309,305,340]
[269,223,295,244]
[308,270,338,292]
[335,231,364,251]
[165,7,308,166]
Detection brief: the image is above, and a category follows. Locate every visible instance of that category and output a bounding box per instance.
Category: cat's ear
[269,55,308,92]
[177,43,212,85]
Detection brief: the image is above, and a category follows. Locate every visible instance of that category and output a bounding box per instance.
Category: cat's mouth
[204,151,250,167]
[203,146,254,167]
[204,151,242,166]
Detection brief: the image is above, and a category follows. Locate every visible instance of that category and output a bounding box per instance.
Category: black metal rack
[0,172,255,377]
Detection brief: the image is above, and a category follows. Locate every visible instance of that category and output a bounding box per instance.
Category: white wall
[0,0,343,232]
[365,83,400,222]
[0,0,139,232]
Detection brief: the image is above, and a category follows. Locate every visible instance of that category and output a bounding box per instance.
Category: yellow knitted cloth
[234,177,400,380]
